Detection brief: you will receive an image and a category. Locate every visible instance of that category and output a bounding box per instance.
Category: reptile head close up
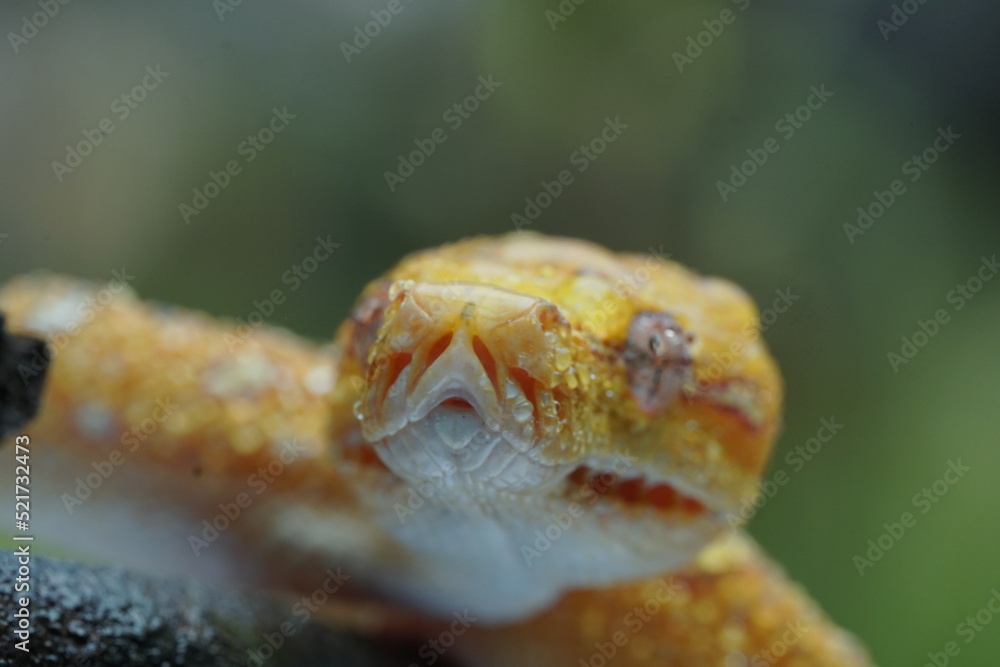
[329,233,783,620]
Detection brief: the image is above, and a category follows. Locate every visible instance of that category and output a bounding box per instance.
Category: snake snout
[355,281,572,491]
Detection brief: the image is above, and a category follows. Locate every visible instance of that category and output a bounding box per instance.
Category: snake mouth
[563,465,710,518]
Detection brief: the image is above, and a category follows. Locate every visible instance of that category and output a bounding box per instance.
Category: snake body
[0,233,871,665]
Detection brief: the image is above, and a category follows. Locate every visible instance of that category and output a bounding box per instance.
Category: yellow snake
[0,233,871,665]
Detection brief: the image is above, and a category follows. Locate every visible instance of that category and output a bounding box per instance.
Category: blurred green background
[2,0,999,663]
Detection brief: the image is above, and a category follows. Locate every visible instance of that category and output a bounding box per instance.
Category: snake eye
[623,311,694,415]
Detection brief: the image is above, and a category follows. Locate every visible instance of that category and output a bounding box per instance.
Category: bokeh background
[2,0,999,664]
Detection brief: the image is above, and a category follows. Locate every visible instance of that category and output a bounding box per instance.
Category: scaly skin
[0,233,871,665]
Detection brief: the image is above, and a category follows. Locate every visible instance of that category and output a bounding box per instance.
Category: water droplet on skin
[352,401,364,420]
[512,401,533,422]
[504,378,518,399]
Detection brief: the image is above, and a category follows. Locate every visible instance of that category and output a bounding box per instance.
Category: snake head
[329,234,783,621]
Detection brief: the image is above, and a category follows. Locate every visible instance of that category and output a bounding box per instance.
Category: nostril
[424,332,454,369]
